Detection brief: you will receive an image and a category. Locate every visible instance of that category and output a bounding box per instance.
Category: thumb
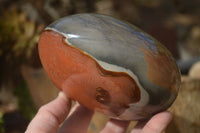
[25,92,71,133]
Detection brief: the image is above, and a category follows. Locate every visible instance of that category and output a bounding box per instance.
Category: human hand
[25,92,172,133]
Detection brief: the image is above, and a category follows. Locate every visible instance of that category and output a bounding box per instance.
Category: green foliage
[14,80,37,120]
[0,112,5,133]
[0,8,43,59]
[0,7,44,85]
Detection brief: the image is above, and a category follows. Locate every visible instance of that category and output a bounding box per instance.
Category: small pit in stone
[95,87,110,104]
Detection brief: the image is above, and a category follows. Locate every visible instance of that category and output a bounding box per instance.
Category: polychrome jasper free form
[38,13,181,120]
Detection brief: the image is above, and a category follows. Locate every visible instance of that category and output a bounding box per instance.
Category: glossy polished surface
[39,13,181,120]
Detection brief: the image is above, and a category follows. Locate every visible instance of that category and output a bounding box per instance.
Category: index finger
[131,111,173,133]
[141,111,173,133]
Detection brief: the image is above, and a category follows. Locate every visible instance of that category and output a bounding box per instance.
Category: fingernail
[58,91,67,100]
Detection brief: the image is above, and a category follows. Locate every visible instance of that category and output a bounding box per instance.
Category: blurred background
[0,0,200,133]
